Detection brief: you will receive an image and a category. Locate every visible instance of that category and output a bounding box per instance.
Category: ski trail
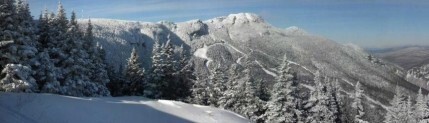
[193,44,213,67]
[340,89,388,110]
[255,60,278,77]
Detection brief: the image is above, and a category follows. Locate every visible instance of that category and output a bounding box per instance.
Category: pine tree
[406,96,415,123]
[352,82,368,123]
[85,19,110,93]
[305,71,334,123]
[219,64,241,109]
[235,69,264,122]
[0,0,19,68]
[328,79,344,123]
[173,46,194,100]
[414,88,429,122]
[265,55,299,123]
[145,40,164,98]
[124,47,145,95]
[191,75,209,105]
[34,9,61,93]
[0,64,37,92]
[207,64,228,107]
[146,37,179,99]
[384,87,407,123]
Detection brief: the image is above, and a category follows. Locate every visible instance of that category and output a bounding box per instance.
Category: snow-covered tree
[0,64,37,92]
[207,64,228,107]
[191,75,209,105]
[305,71,334,123]
[265,55,300,123]
[145,40,164,98]
[406,96,415,123]
[146,37,179,99]
[235,69,264,122]
[173,46,194,100]
[330,79,344,123]
[352,82,368,123]
[219,64,241,109]
[414,88,429,122]
[124,47,145,95]
[384,87,407,123]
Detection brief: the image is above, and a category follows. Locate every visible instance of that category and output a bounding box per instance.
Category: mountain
[78,13,422,122]
[369,46,429,70]
[0,93,248,123]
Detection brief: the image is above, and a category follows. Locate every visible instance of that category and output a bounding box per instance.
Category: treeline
[0,0,109,96]
[190,55,371,123]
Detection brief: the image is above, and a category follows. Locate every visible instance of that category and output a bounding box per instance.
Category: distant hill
[368,46,429,70]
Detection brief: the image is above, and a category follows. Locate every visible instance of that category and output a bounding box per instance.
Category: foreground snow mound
[0,93,249,123]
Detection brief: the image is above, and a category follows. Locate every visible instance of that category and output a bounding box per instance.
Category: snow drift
[0,93,249,123]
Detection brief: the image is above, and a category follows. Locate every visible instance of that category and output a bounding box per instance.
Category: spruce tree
[384,87,407,123]
[219,64,241,109]
[207,64,228,107]
[236,68,264,122]
[265,55,299,123]
[414,88,429,122]
[124,47,145,95]
[145,40,164,98]
[0,64,37,92]
[305,71,334,123]
[328,79,344,123]
[352,82,368,123]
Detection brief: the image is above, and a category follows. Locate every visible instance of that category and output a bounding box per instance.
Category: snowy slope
[0,93,249,123]
[78,13,421,122]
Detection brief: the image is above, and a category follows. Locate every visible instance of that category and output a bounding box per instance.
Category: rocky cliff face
[79,13,422,122]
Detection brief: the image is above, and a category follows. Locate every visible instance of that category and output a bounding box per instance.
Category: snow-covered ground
[0,93,249,123]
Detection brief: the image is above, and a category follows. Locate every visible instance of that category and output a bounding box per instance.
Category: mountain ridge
[78,13,423,122]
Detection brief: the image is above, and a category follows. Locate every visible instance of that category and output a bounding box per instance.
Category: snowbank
[0,93,249,123]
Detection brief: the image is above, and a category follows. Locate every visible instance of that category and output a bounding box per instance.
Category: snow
[193,44,213,67]
[224,43,246,64]
[255,60,278,77]
[0,93,249,123]
[301,83,315,91]
[158,100,182,108]
[287,60,313,73]
[340,90,388,110]
[284,26,308,36]
[341,78,355,86]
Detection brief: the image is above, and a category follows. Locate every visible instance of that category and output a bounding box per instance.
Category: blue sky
[28,0,429,48]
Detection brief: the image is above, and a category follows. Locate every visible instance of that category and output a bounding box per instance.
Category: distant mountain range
[368,46,429,70]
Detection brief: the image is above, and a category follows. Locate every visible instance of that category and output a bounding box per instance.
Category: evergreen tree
[191,75,209,105]
[85,19,110,93]
[173,47,194,100]
[145,39,164,98]
[305,71,334,123]
[406,96,415,123]
[414,88,429,122]
[352,82,368,123]
[207,64,228,107]
[327,79,344,123]
[265,55,300,123]
[0,0,17,69]
[146,37,178,99]
[384,87,407,123]
[0,64,37,92]
[235,69,264,122]
[124,47,145,95]
[219,64,241,109]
